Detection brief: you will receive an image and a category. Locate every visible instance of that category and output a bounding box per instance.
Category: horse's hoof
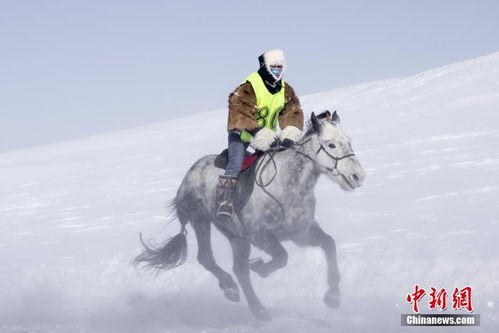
[324,291,340,308]
[254,307,272,321]
[249,257,269,278]
[223,287,240,302]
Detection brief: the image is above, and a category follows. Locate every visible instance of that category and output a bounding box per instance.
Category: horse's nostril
[352,174,360,182]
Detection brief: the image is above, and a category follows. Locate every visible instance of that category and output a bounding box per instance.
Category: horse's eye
[328,143,336,149]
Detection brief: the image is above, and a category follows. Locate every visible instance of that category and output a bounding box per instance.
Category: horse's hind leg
[250,235,288,278]
[292,222,341,309]
[190,214,240,302]
[222,230,271,321]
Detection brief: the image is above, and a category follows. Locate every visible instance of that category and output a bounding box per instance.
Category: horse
[134,110,366,321]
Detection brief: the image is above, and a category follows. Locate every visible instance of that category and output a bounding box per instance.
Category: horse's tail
[133,199,188,272]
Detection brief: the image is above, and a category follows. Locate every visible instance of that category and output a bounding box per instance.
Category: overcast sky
[1,0,499,152]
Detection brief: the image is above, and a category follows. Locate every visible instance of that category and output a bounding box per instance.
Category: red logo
[429,287,448,311]
[406,284,426,313]
[406,285,473,313]
[452,286,473,312]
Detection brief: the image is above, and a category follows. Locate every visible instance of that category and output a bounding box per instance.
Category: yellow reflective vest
[240,72,285,143]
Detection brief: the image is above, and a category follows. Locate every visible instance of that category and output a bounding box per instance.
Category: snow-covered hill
[1,52,499,332]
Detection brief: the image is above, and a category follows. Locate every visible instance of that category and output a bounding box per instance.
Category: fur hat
[258,49,287,81]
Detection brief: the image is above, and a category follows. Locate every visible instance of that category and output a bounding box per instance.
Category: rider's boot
[216,175,238,218]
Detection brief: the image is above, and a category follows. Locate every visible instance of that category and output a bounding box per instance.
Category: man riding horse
[134,50,366,321]
[217,49,304,219]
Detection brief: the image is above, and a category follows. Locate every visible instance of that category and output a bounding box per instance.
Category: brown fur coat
[227,81,304,132]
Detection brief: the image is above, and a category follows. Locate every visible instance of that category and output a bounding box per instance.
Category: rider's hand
[280,138,295,149]
[250,127,279,152]
[279,126,302,145]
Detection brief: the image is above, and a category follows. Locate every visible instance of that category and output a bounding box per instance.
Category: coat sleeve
[279,83,304,130]
[227,82,259,132]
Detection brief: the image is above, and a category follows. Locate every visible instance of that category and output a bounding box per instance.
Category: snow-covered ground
[1,52,499,332]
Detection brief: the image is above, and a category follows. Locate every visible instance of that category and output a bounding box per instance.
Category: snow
[1,52,499,332]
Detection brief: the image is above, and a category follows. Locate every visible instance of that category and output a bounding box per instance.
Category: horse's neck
[296,137,321,184]
[273,139,320,190]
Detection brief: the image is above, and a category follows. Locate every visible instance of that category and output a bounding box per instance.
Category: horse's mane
[302,121,316,139]
[301,110,334,140]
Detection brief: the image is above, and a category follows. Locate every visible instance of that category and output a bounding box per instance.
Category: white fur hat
[263,49,286,68]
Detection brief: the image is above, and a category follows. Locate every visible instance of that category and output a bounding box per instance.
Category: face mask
[270,65,283,79]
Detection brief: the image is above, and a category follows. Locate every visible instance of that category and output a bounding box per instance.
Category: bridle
[294,138,356,173]
[315,144,356,172]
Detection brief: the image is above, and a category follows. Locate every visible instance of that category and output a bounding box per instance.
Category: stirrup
[217,200,234,217]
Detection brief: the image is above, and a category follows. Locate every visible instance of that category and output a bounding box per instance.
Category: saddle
[214,149,261,172]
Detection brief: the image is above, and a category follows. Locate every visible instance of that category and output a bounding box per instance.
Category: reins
[254,143,286,223]
[253,137,356,224]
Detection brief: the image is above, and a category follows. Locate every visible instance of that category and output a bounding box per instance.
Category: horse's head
[300,111,366,191]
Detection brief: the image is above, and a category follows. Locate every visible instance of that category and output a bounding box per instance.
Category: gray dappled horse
[135,111,366,321]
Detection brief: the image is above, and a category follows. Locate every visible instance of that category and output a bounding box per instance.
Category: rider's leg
[225,130,246,177]
[217,131,246,217]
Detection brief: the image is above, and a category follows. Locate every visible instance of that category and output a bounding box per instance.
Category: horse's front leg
[226,233,271,321]
[292,221,341,308]
[249,234,288,278]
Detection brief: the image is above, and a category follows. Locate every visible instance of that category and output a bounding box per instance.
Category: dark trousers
[224,131,248,178]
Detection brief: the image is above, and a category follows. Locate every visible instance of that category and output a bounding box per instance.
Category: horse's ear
[311,112,321,132]
[331,110,340,123]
